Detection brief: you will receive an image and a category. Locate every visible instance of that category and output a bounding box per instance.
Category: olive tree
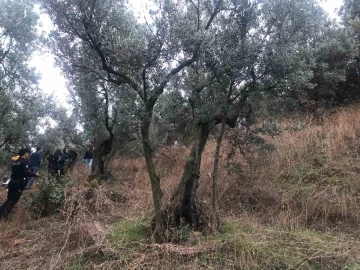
[170,0,329,229]
[40,0,223,241]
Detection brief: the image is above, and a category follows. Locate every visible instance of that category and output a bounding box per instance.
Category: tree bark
[170,104,239,229]
[141,118,165,242]
[92,136,113,175]
[172,123,211,229]
[211,115,227,229]
[0,133,13,149]
[92,84,115,175]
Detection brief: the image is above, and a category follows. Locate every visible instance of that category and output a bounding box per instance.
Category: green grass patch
[64,259,87,270]
[291,160,356,193]
[65,263,86,270]
[199,220,359,269]
[343,264,360,270]
[109,218,149,244]
[106,217,150,265]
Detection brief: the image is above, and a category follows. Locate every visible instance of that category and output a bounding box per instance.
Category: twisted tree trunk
[141,118,165,242]
[92,136,113,175]
[211,115,227,229]
[172,123,211,229]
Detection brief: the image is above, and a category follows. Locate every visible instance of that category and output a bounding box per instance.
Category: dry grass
[1,106,360,269]
[0,163,121,270]
[249,106,360,230]
[266,107,360,178]
[107,146,191,216]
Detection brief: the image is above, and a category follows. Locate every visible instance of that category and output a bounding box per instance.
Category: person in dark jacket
[53,149,63,177]
[58,146,70,176]
[58,146,77,176]
[26,146,42,189]
[0,149,40,220]
[47,153,58,177]
[82,145,93,168]
[68,149,78,171]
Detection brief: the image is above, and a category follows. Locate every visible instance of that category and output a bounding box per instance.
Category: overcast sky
[30,0,344,105]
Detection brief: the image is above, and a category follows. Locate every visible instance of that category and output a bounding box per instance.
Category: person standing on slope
[0,149,40,220]
[26,146,42,189]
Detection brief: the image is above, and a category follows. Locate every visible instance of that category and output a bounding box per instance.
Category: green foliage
[0,0,58,151]
[106,188,124,203]
[23,176,76,217]
[87,178,99,189]
[107,218,150,262]
[152,90,194,147]
[254,121,283,137]
[179,225,192,242]
[293,161,354,192]
[343,264,360,270]
[65,261,87,270]
[110,218,149,244]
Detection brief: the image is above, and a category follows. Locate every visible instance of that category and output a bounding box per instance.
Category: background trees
[0,0,56,155]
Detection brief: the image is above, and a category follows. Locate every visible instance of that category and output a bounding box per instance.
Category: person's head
[3,173,8,178]
[64,145,70,153]
[54,149,62,156]
[18,148,30,159]
[36,146,42,152]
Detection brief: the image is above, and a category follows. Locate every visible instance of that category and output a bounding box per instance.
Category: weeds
[22,176,76,217]
[110,218,150,245]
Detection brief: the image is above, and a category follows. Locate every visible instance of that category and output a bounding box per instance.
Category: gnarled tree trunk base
[152,200,215,243]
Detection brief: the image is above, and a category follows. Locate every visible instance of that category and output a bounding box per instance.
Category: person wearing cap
[0,148,40,220]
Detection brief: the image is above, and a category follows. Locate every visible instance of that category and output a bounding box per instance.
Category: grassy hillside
[1,106,360,269]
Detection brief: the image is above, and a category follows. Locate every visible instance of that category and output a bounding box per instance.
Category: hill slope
[1,107,360,269]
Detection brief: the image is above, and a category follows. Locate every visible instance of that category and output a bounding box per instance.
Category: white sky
[30,0,344,104]
[320,0,343,19]
[29,9,68,104]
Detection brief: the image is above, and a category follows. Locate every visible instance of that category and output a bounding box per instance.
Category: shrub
[23,176,76,217]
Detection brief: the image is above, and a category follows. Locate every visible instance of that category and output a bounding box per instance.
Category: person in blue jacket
[25,146,42,189]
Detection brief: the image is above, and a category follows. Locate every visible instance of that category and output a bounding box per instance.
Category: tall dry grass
[107,106,360,231]
[224,106,360,230]
[268,107,360,177]
[2,106,360,269]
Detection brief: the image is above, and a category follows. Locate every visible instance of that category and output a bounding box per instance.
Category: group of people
[1,146,43,190]
[46,145,78,177]
[0,145,82,221]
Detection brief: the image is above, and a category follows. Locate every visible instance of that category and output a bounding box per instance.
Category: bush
[23,176,76,217]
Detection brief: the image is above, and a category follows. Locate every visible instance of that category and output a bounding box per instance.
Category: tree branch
[150,51,199,107]
[77,13,141,93]
[188,0,200,31]
[100,83,115,142]
[148,0,223,108]
[58,128,86,148]
[205,0,223,30]
[0,133,13,149]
